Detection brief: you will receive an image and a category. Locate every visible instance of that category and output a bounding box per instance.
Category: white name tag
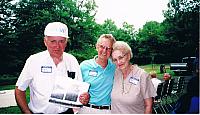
[88,70,98,77]
[41,66,52,73]
[129,76,139,85]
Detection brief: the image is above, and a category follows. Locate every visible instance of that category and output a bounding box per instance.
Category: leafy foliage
[0,0,198,76]
[0,0,99,75]
[163,0,199,59]
[136,21,168,64]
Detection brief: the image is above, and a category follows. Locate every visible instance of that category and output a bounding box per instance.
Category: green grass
[139,63,175,80]
[0,85,15,91]
[0,106,21,114]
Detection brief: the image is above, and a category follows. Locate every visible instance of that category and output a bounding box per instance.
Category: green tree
[1,0,98,75]
[136,21,166,64]
[0,0,20,74]
[115,22,137,63]
[163,0,199,60]
[98,19,118,36]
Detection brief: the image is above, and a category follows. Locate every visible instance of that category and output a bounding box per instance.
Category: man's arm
[15,87,32,114]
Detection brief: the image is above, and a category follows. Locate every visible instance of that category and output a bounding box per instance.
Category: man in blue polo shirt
[79,34,116,114]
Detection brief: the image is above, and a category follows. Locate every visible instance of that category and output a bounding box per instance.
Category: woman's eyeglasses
[112,53,127,63]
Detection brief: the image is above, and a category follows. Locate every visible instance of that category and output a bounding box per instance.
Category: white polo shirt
[16,50,82,113]
[151,78,162,91]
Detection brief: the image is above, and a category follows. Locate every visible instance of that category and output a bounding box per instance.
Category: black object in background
[67,71,75,79]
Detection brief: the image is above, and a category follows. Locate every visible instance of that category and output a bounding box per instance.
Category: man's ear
[44,37,47,47]
[95,43,98,51]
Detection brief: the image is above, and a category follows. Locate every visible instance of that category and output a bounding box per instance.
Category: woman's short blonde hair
[112,41,133,58]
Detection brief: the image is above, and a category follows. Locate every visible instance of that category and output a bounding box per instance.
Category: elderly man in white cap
[15,22,89,114]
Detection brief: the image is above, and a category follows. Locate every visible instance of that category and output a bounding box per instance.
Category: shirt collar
[92,55,114,69]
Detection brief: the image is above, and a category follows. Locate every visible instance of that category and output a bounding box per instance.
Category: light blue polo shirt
[80,56,116,106]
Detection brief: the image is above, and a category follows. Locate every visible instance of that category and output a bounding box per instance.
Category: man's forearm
[15,87,32,114]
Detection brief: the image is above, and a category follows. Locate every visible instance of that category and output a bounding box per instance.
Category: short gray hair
[112,41,133,58]
[96,34,116,45]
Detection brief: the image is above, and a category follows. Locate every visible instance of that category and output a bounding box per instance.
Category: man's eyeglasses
[98,44,112,51]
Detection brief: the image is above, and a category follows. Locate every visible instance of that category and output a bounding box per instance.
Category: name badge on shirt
[41,66,52,73]
[129,76,139,85]
[88,70,98,77]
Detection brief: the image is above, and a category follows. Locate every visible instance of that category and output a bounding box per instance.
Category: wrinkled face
[112,50,130,70]
[44,36,67,58]
[96,38,113,61]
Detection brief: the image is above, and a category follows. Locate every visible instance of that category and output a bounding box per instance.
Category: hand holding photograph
[49,76,90,108]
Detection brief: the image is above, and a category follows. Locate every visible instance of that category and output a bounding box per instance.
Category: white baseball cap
[44,22,69,38]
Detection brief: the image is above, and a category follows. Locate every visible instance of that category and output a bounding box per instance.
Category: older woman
[111,41,157,114]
